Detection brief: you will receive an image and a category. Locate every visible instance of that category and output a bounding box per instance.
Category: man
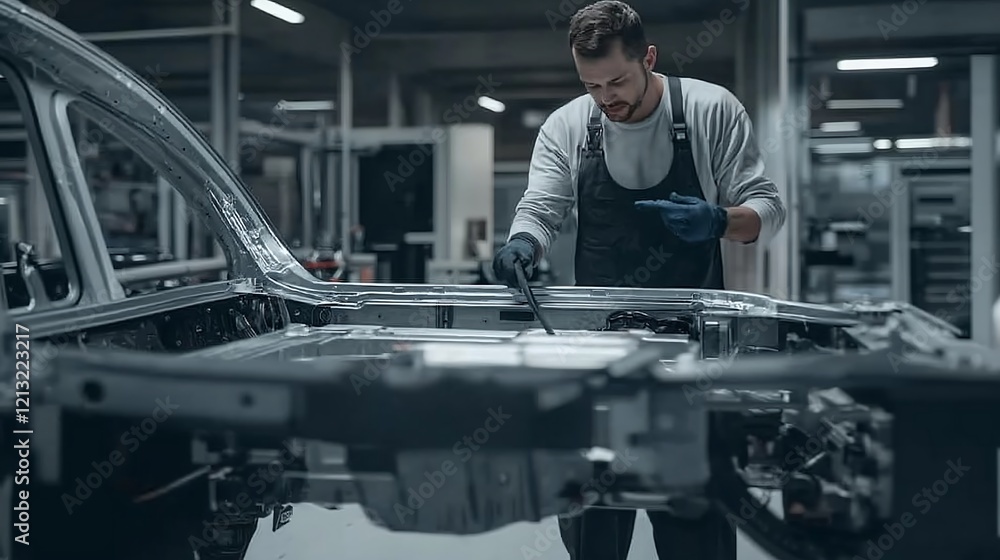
[492,1,786,558]
[493,0,784,291]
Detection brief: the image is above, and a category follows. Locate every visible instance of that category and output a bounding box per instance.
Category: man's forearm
[723,206,762,243]
[508,215,552,257]
[509,194,572,256]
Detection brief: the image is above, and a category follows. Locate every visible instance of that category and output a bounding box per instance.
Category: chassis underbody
[5,284,1000,560]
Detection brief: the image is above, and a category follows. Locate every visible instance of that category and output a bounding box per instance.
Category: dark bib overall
[574,75,725,290]
[558,75,736,560]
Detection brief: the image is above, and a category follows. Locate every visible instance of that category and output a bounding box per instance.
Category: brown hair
[568,1,648,60]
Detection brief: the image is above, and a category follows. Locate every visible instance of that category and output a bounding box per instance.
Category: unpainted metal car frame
[0,0,963,340]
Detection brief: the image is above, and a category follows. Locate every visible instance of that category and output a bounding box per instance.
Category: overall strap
[666,75,690,150]
[584,102,604,157]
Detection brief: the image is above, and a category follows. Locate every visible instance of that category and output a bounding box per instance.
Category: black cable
[710,414,862,560]
[515,263,555,335]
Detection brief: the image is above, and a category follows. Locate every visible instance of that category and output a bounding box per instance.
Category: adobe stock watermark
[878,0,929,40]
[519,449,638,559]
[886,254,999,371]
[724,422,851,530]
[544,0,589,29]
[339,0,413,59]
[393,407,512,523]
[346,345,393,395]
[9,282,123,373]
[680,316,774,403]
[942,255,1000,313]
[853,148,941,235]
[610,245,673,288]
[74,64,172,158]
[383,74,502,191]
[188,440,303,554]
[672,0,751,73]
[238,102,298,170]
[60,397,181,513]
[761,83,834,156]
[306,307,397,396]
[851,458,969,560]
[7,0,73,54]
[516,239,751,364]
[24,0,71,23]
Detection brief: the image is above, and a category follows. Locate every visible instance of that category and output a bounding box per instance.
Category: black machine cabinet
[357,144,435,283]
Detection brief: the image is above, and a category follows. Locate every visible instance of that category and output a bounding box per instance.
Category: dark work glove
[634,192,729,243]
[492,234,539,288]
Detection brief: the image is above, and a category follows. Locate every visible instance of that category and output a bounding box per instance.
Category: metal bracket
[15,242,52,311]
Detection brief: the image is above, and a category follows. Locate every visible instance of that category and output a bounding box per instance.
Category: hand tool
[514,262,556,335]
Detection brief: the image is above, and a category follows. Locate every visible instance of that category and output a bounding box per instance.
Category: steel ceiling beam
[81,25,233,42]
[367,22,738,74]
[806,1,1000,43]
[236,0,352,67]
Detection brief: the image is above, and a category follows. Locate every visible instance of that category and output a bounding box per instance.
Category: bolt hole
[240,393,254,407]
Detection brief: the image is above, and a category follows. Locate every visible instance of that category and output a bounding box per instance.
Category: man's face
[573,41,655,122]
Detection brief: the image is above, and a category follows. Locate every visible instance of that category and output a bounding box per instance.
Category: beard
[599,70,651,122]
[600,102,634,121]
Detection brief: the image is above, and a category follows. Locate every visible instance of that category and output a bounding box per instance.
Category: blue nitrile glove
[492,233,539,288]
[634,192,729,243]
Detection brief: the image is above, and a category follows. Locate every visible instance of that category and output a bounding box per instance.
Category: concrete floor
[0,477,777,560]
[246,505,777,560]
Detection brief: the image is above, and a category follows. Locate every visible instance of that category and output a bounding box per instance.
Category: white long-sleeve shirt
[508,73,786,256]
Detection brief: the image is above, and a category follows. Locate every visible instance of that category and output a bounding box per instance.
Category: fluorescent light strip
[828,221,867,233]
[895,136,971,149]
[826,99,904,110]
[277,100,335,111]
[819,121,861,133]
[837,57,938,71]
[250,0,304,24]
[477,96,505,113]
[813,142,874,155]
[873,139,893,150]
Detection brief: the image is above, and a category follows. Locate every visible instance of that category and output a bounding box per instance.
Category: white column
[970,55,998,346]
[730,0,797,299]
[340,51,354,257]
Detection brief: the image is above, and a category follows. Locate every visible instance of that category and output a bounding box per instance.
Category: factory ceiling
[24,0,1000,159]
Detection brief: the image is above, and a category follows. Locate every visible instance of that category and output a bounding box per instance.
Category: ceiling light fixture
[819,121,861,133]
[826,99,904,110]
[477,96,505,113]
[812,142,874,155]
[837,57,938,71]
[250,0,305,24]
[873,139,893,150]
[895,136,971,149]
[277,100,335,111]
[828,221,868,233]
